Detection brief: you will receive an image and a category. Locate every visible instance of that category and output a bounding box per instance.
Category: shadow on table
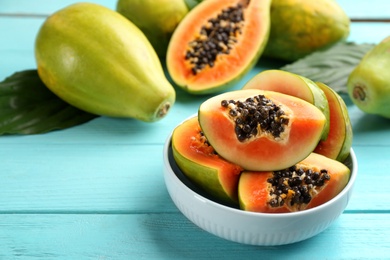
[140,207,346,259]
[353,112,390,133]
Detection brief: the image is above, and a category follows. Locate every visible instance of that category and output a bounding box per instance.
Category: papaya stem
[157,102,171,118]
[353,85,367,101]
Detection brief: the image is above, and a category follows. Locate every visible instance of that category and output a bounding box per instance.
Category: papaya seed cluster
[184,2,247,75]
[221,94,290,142]
[268,165,331,208]
[197,130,218,155]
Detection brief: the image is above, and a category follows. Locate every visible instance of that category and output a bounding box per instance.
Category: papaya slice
[314,82,352,162]
[166,0,271,94]
[172,116,243,205]
[243,70,330,140]
[238,152,351,213]
[198,89,326,171]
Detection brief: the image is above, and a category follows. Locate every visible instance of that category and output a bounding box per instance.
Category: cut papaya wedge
[198,89,326,171]
[172,116,243,204]
[238,152,351,213]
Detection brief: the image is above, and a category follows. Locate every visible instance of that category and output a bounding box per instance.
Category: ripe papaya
[263,0,350,61]
[166,0,271,94]
[347,36,390,118]
[116,0,189,58]
[35,3,175,122]
[238,152,350,213]
[198,89,327,171]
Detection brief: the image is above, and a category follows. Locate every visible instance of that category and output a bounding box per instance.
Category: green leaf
[280,42,375,94]
[184,0,204,9]
[0,69,98,135]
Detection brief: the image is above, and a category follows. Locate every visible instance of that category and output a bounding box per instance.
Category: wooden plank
[1,0,389,20]
[337,0,390,20]
[0,0,115,16]
[0,17,41,79]
[0,144,177,213]
[0,212,389,259]
[0,144,388,213]
[348,23,390,44]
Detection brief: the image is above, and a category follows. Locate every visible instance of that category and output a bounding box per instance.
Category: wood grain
[0,213,389,259]
[0,0,389,258]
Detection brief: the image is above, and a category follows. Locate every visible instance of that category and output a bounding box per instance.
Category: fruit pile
[171,70,352,213]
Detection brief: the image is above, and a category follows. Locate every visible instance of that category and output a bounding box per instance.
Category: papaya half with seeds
[35,3,175,122]
[263,0,350,61]
[242,70,330,141]
[198,89,327,171]
[238,152,350,213]
[166,0,271,94]
[347,36,390,118]
[116,0,189,59]
[172,116,243,205]
[314,82,352,162]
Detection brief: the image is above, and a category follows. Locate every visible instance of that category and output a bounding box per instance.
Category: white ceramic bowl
[163,121,357,246]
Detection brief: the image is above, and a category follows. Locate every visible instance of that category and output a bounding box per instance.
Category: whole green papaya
[263,0,350,61]
[35,3,175,122]
[116,0,189,58]
[347,36,390,118]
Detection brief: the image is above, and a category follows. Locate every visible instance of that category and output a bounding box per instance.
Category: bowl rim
[163,115,358,218]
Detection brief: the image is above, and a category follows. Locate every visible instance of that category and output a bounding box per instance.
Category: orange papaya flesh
[238,152,351,213]
[242,70,330,140]
[198,89,326,171]
[172,116,243,204]
[314,82,353,162]
[166,0,271,94]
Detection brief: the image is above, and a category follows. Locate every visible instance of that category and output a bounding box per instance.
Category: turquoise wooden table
[1,0,390,259]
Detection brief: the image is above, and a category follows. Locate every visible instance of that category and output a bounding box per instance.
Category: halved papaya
[242,70,330,140]
[172,116,243,204]
[166,0,271,94]
[314,82,353,162]
[238,152,351,213]
[198,89,327,171]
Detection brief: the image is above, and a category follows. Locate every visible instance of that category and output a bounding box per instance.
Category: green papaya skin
[347,36,390,118]
[116,0,189,58]
[315,82,352,162]
[263,0,350,61]
[35,3,175,122]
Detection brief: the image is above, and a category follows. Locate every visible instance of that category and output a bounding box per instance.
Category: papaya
[172,116,243,205]
[116,0,189,58]
[242,70,330,140]
[35,3,175,122]
[347,36,390,118]
[314,82,352,162]
[263,0,350,61]
[166,0,271,94]
[238,152,350,213]
[198,89,326,171]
